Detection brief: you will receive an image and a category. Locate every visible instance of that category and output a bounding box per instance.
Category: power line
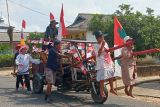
[8,0,73,24]
[8,0,48,17]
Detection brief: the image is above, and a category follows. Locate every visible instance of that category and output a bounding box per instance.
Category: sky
[0,0,160,32]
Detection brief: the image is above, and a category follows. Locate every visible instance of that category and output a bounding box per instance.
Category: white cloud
[26,24,43,32]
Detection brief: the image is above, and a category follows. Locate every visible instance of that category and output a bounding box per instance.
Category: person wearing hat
[15,45,40,93]
[94,31,117,98]
[44,39,70,103]
[45,19,58,40]
[13,44,21,74]
[12,44,25,89]
[120,36,136,98]
[43,19,58,51]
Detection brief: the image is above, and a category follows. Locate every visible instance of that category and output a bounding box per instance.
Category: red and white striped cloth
[69,45,87,75]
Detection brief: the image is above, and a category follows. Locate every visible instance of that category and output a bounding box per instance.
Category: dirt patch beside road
[117,81,160,105]
[0,69,13,76]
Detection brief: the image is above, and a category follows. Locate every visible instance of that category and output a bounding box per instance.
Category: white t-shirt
[16,54,40,74]
[95,43,114,70]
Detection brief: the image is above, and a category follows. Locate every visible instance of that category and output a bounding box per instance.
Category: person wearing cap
[94,31,117,98]
[15,45,40,93]
[45,19,58,40]
[43,19,58,51]
[120,36,136,98]
[44,39,70,103]
[12,44,24,88]
[13,44,21,74]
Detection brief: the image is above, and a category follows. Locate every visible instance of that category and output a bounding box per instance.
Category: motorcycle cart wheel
[91,82,108,104]
[32,73,44,94]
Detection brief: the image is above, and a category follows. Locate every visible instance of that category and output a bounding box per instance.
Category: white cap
[124,36,133,43]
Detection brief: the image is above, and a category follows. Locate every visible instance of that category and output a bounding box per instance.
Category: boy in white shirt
[15,45,40,93]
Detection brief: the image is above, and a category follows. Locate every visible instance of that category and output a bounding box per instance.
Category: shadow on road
[136,81,160,90]
[0,87,125,107]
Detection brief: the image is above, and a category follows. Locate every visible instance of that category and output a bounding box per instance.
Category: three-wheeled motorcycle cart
[31,39,108,104]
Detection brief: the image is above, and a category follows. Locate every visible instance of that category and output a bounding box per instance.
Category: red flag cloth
[107,41,134,52]
[50,12,54,21]
[133,48,160,56]
[58,4,67,38]
[22,20,26,29]
[114,16,127,45]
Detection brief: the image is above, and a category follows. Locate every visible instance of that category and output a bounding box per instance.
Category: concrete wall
[137,65,160,77]
[137,55,160,65]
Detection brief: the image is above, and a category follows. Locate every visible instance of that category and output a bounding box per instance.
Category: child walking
[94,31,117,97]
[15,45,40,93]
[120,36,137,98]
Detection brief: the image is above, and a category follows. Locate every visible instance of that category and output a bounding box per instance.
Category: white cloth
[95,43,115,81]
[16,54,40,74]
[96,68,114,81]
[95,43,114,70]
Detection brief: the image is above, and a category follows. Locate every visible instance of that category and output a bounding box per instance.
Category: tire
[91,82,108,104]
[32,73,44,94]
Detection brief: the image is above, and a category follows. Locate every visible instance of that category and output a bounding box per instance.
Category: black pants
[16,74,31,91]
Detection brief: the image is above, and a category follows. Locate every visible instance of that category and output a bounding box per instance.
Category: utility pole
[6,0,14,54]
[6,0,10,26]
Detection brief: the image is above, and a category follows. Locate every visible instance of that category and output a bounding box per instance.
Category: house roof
[0,17,9,29]
[68,13,94,30]
[67,13,112,31]
[0,17,16,32]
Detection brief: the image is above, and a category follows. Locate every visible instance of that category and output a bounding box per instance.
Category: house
[0,17,29,53]
[0,17,29,43]
[67,13,112,42]
[67,13,97,41]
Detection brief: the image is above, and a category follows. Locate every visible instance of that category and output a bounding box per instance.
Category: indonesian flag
[114,16,127,77]
[50,12,54,21]
[57,4,67,41]
[22,20,26,29]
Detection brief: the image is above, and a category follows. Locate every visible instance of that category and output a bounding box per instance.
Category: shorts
[45,67,57,84]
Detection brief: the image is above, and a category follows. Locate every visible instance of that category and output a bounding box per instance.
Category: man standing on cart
[42,14,58,51]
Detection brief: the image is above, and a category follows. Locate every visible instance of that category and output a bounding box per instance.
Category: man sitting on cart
[42,18,58,51]
[44,39,70,103]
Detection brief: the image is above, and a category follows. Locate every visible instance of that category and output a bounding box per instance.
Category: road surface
[0,75,159,107]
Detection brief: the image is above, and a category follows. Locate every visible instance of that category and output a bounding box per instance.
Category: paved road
[0,75,159,107]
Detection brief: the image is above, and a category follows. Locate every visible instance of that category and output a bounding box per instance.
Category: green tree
[115,4,133,16]
[89,14,114,47]
[89,4,160,57]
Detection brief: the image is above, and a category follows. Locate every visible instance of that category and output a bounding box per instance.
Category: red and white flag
[57,4,67,41]
[22,20,26,29]
[50,12,54,21]
[20,20,26,45]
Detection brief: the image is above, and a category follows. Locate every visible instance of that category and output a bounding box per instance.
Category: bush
[0,54,14,67]
[0,44,12,54]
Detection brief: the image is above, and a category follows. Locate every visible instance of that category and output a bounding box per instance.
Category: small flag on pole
[22,20,26,29]
[20,20,26,45]
[50,12,54,21]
